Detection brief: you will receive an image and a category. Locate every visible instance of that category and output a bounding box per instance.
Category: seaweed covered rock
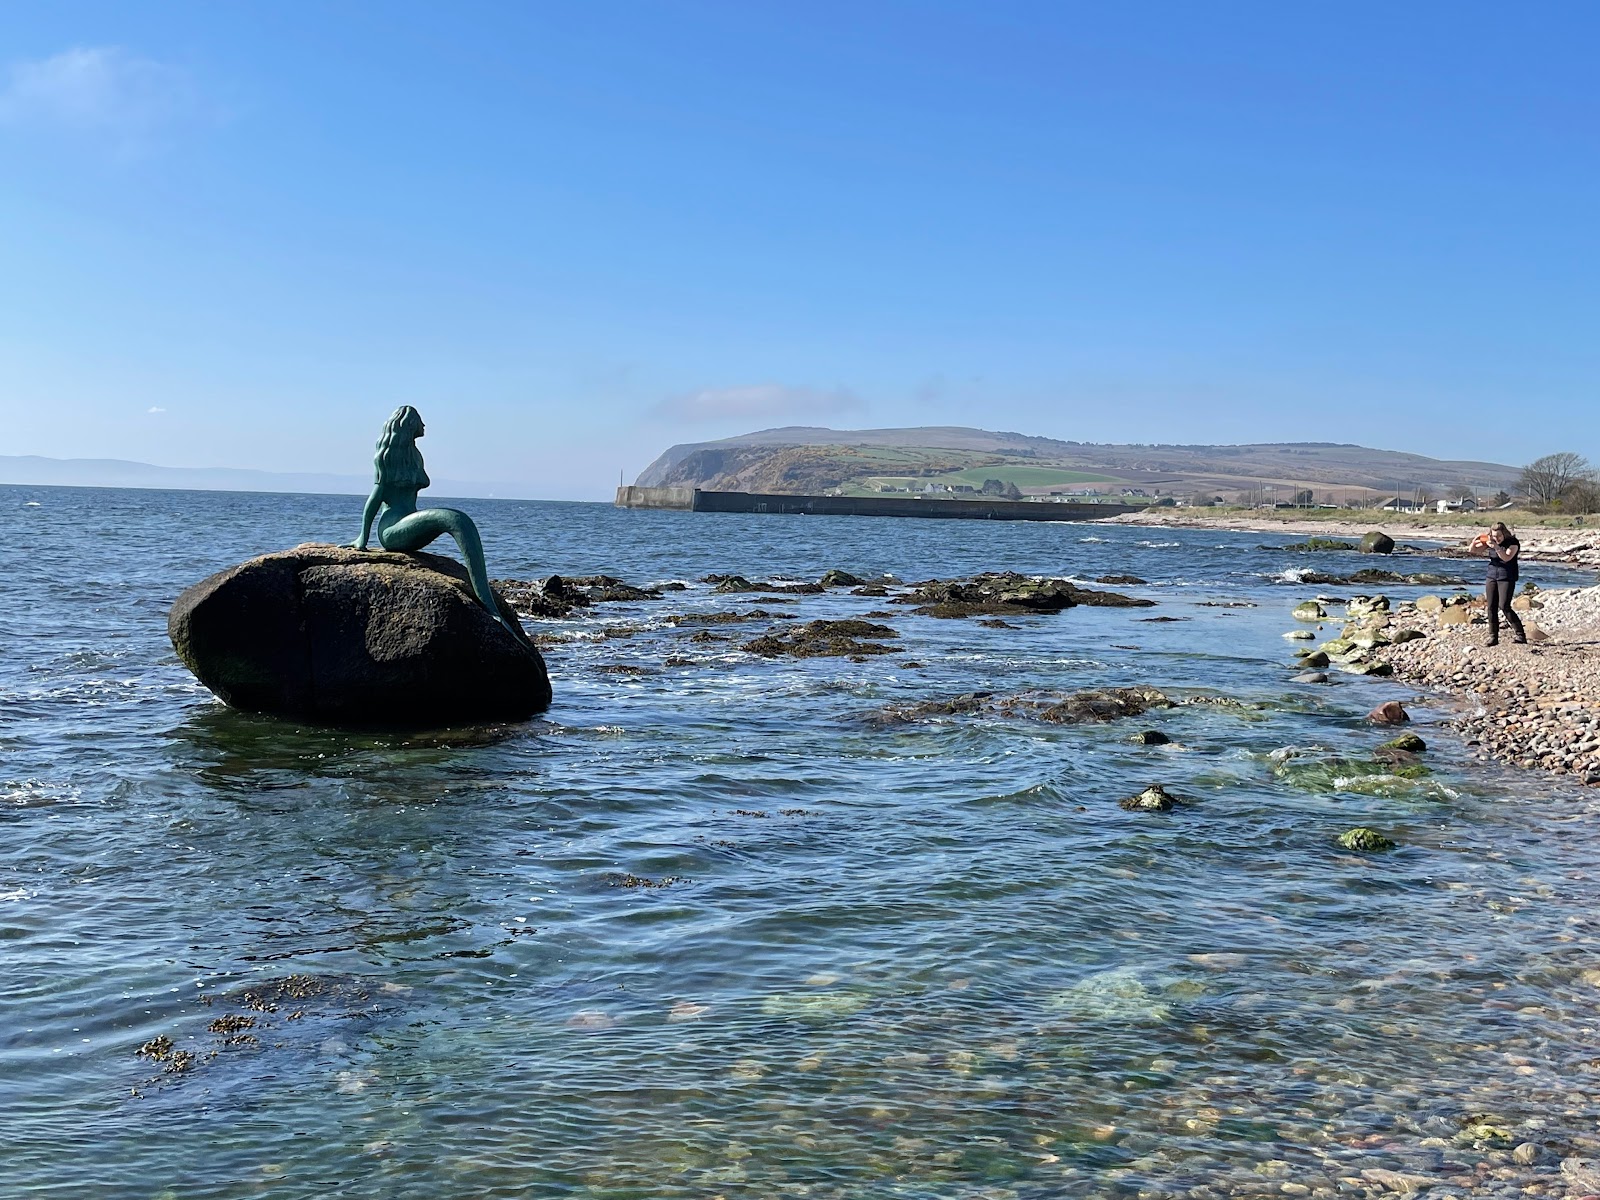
[893,572,1153,618]
[1338,827,1396,852]
[1292,601,1327,621]
[1379,732,1427,753]
[169,544,551,725]
[818,569,863,587]
[1360,531,1396,555]
[743,619,900,658]
[1284,538,1358,552]
[496,573,663,617]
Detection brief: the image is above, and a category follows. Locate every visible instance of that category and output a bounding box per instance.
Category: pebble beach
[1375,585,1600,786]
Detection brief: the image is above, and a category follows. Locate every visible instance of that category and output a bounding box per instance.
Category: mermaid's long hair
[374,406,429,490]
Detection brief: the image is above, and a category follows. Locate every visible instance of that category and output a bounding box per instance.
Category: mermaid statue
[351,406,507,627]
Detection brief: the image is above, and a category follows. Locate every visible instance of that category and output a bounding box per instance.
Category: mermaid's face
[401,408,425,439]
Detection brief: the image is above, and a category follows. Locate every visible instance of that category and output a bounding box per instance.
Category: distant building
[1379,497,1425,513]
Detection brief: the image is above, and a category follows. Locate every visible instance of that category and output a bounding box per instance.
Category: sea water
[4,485,1599,1198]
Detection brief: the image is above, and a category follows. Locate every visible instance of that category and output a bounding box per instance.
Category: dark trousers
[1485,579,1525,642]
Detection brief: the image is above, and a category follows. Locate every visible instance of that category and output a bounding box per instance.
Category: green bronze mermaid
[351,405,507,626]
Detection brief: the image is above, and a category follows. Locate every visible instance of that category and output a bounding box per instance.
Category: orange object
[1470,532,1491,549]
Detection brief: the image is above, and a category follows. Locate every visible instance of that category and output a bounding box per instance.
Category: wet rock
[743,619,900,658]
[818,569,863,587]
[170,544,551,726]
[1028,686,1174,724]
[1294,671,1330,684]
[878,692,991,721]
[1343,660,1395,676]
[851,584,891,597]
[1367,701,1410,724]
[1338,827,1396,852]
[1130,729,1171,745]
[1293,601,1327,621]
[976,617,1017,628]
[1380,733,1427,753]
[1097,574,1148,585]
[1284,629,1316,640]
[1360,531,1396,554]
[1120,784,1176,811]
[1285,538,1358,552]
[1298,650,1331,669]
[894,572,1153,618]
[1346,594,1391,618]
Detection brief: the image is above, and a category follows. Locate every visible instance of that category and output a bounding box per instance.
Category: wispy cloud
[0,46,199,154]
[652,383,864,424]
[147,406,166,414]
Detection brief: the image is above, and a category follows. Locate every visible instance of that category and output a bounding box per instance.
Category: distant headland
[635,427,1522,508]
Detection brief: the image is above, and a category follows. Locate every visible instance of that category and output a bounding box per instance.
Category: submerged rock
[1284,537,1359,552]
[1337,827,1396,852]
[876,686,1172,726]
[743,619,900,659]
[1096,573,1148,585]
[1379,732,1427,753]
[894,572,1153,618]
[1120,784,1176,811]
[1130,729,1171,745]
[1293,671,1330,684]
[169,544,551,725]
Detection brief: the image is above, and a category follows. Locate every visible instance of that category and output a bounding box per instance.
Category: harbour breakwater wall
[615,487,1141,522]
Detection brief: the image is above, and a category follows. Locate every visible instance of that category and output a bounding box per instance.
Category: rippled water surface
[5,485,1600,1199]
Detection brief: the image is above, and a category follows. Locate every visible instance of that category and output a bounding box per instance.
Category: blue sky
[2,2,1596,499]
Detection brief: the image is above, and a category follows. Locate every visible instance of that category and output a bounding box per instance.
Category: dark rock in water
[1294,671,1330,684]
[894,572,1153,618]
[1298,650,1331,668]
[1348,568,1405,584]
[1139,615,1188,622]
[1120,784,1176,812]
[1379,732,1427,753]
[496,573,662,616]
[1360,531,1396,555]
[1130,729,1170,745]
[710,574,761,593]
[1283,538,1358,552]
[1026,686,1173,724]
[977,617,1017,629]
[1338,827,1395,852]
[743,619,900,658]
[819,569,863,587]
[881,692,992,721]
[169,544,551,725]
[1097,574,1148,585]
[851,583,892,597]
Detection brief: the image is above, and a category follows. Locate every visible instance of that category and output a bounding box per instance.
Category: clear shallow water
[4,485,1600,1199]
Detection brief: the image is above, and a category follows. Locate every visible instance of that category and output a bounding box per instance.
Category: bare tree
[1448,483,1477,503]
[1520,453,1595,506]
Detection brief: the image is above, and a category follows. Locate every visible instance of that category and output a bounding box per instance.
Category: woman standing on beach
[1475,521,1526,646]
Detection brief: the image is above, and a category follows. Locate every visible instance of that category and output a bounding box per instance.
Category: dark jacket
[1485,538,1520,583]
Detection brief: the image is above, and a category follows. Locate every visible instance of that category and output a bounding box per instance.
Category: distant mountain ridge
[635,427,1522,500]
[0,455,533,499]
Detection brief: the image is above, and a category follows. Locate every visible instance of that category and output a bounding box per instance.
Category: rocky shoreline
[1111,509,1600,569]
[1362,586,1600,786]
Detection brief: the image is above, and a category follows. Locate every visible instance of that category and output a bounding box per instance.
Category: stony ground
[1376,586,1600,785]
[1113,510,1600,568]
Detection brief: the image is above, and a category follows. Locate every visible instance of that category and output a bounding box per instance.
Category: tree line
[1520,452,1599,514]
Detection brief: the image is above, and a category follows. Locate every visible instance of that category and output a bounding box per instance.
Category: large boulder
[168,544,551,725]
[1360,531,1396,554]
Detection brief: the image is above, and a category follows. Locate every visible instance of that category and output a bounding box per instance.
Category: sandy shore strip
[1364,586,1600,786]
[1107,508,1600,568]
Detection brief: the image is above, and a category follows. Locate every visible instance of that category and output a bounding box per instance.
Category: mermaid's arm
[352,486,382,550]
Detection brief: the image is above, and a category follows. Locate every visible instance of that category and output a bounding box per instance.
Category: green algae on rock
[1338,827,1397,852]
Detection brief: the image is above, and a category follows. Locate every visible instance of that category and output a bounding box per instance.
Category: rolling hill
[635,427,1522,503]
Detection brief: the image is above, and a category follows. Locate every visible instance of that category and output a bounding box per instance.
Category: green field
[859,464,1119,492]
